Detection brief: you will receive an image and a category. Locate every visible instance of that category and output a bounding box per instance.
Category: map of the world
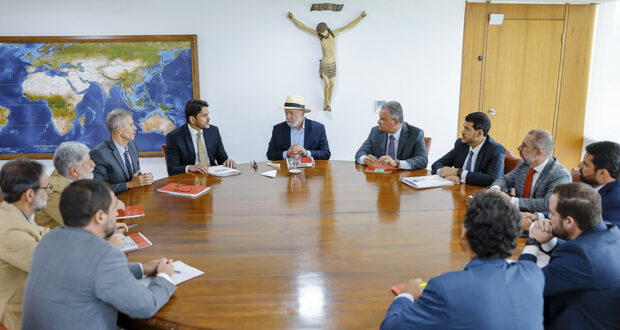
[0,38,196,154]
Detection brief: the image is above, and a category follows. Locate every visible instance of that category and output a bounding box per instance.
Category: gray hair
[53,141,91,176]
[382,101,404,123]
[528,129,554,157]
[105,109,132,134]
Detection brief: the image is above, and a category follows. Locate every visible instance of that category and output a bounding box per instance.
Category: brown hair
[553,183,602,231]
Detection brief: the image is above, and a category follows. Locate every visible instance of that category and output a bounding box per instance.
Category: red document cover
[157,183,211,198]
[365,164,395,173]
[300,157,314,164]
[117,204,145,219]
[122,232,153,253]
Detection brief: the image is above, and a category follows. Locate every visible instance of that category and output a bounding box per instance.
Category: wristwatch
[457,168,463,177]
[525,237,541,248]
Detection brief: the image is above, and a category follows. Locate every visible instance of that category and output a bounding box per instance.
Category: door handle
[488,108,496,115]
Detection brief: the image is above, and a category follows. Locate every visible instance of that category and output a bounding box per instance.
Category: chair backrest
[424,137,432,154]
[161,144,168,166]
[504,149,520,174]
[571,168,581,182]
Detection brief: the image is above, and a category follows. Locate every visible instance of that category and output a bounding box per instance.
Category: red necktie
[522,168,536,198]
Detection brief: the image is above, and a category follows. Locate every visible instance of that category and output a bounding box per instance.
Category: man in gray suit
[91,109,154,194]
[355,101,428,170]
[489,129,571,212]
[22,179,176,329]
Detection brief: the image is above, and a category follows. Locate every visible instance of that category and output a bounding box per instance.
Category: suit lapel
[303,118,311,149]
[129,142,139,173]
[396,124,408,159]
[108,139,130,180]
[377,131,387,155]
[532,158,555,196]
[183,124,196,161]
[474,138,491,171]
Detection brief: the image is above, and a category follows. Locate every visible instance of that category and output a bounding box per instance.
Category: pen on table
[174,270,181,273]
[126,224,138,229]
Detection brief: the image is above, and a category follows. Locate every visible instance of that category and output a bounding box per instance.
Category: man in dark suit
[521,183,620,329]
[523,140,620,229]
[91,109,153,194]
[22,179,177,329]
[431,112,505,186]
[489,129,571,212]
[165,99,236,176]
[381,193,544,330]
[266,95,331,161]
[355,101,427,170]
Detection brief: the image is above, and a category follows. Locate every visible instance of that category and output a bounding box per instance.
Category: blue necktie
[464,150,474,171]
[387,135,396,159]
[124,150,134,180]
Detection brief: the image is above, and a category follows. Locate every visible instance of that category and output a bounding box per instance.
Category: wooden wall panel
[488,4,566,20]
[554,5,597,168]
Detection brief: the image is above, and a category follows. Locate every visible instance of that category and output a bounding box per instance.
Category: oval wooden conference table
[117,160,524,329]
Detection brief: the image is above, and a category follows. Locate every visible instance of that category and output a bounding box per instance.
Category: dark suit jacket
[355,123,428,170]
[23,226,176,329]
[165,124,229,176]
[491,157,571,212]
[599,179,620,227]
[431,136,505,186]
[380,258,544,330]
[266,118,330,161]
[519,222,620,329]
[91,138,140,194]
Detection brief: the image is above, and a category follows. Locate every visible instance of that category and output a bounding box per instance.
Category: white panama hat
[279,95,311,113]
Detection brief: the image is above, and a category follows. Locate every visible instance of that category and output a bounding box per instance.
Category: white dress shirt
[461,137,487,183]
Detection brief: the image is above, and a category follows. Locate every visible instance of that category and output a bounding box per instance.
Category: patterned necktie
[197,131,208,165]
[522,168,536,198]
[464,150,474,171]
[123,150,133,180]
[387,135,396,159]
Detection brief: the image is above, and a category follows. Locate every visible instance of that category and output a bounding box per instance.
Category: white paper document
[261,170,277,178]
[208,165,240,177]
[401,175,455,189]
[139,260,204,286]
[266,162,281,169]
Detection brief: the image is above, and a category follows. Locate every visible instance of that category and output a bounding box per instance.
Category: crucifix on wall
[287,10,366,111]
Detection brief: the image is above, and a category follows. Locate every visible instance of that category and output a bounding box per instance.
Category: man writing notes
[0,159,50,330]
[91,109,153,194]
[431,112,505,186]
[381,193,544,330]
[266,95,331,161]
[165,99,237,176]
[488,129,571,212]
[22,179,176,329]
[520,183,620,329]
[355,101,427,170]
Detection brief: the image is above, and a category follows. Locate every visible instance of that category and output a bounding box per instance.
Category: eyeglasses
[35,184,53,193]
[519,142,539,150]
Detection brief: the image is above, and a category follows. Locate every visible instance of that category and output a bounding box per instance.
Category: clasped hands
[364,154,398,168]
[437,166,461,184]
[286,144,308,158]
[127,171,154,189]
[529,218,554,244]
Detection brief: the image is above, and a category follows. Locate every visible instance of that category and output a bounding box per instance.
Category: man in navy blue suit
[266,95,331,161]
[522,140,620,229]
[381,193,544,330]
[521,183,620,329]
[165,99,236,176]
[431,112,505,186]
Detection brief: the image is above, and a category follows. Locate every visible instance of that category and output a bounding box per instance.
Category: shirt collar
[469,136,486,154]
[389,125,403,141]
[532,157,550,173]
[112,138,128,155]
[187,124,201,136]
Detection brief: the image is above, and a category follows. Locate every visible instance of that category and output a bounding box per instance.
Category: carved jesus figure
[288,11,366,111]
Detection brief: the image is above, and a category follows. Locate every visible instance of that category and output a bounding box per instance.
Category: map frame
[0,34,200,159]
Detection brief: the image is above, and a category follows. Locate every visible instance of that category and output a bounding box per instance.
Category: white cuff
[306,150,311,157]
[185,165,190,173]
[357,155,367,165]
[541,237,557,252]
[282,151,288,160]
[138,263,145,279]
[398,160,412,170]
[522,245,540,256]
[537,213,545,221]
[461,170,468,183]
[395,293,414,302]
[510,196,519,208]
[489,185,501,191]
[156,272,174,284]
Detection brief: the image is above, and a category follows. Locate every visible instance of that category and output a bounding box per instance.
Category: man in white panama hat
[266,95,331,161]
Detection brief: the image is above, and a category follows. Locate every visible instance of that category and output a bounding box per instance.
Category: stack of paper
[208,165,241,177]
[138,261,204,286]
[401,175,455,189]
[261,170,277,178]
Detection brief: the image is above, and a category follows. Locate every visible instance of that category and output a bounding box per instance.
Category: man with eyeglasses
[0,159,50,330]
[488,129,571,212]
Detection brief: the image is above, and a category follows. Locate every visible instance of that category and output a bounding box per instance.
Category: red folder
[365,164,395,173]
[157,183,211,198]
[117,204,145,219]
[122,232,153,253]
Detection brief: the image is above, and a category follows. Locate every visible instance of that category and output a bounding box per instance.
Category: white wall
[0,0,466,179]
[584,0,620,150]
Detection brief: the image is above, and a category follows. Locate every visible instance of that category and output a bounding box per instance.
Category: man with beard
[488,129,571,212]
[35,141,97,229]
[91,109,154,194]
[520,183,620,329]
[0,159,50,330]
[381,193,544,329]
[165,99,237,176]
[22,179,177,329]
[267,95,331,160]
[431,112,505,185]
[356,101,427,170]
[522,141,620,229]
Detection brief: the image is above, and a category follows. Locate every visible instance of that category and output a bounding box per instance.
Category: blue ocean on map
[0,42,194,154]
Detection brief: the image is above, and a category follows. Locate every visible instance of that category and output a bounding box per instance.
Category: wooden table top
[117,160,519,329]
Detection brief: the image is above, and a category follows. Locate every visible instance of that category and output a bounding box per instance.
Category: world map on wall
[0,39,195,154]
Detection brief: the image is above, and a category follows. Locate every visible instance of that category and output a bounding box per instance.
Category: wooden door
[482,19,564,154]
